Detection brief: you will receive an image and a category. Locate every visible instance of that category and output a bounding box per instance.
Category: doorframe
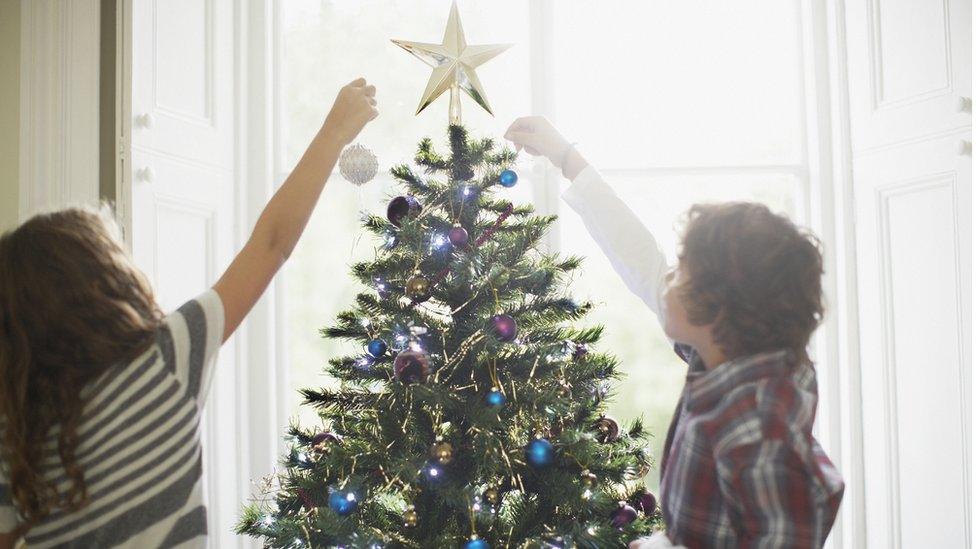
[804,0,867,547]
[116,0,131,245]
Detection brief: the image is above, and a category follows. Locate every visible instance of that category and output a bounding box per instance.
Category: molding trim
[866,0,953,111]
[817,0,866,547]
[149,0,217,127]
[875,172,969,549]
[854,124,972,157]
[19,0,101,219]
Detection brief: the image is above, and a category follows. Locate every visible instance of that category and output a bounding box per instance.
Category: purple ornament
[311,431,343,447]
[610,501,638,528]
[636,491,657,516]
[387,195,421,227]
[309,431,343,456]
[448,226,469,247]
[393,349,430,383]
[491,314,518,342]
[573,342,589,360]
[297,488,315,510]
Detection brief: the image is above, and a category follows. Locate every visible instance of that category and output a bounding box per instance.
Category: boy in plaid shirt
[505,117,845,548]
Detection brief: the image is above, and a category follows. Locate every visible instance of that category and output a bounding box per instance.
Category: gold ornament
[484,487,499,505]
[391,2,511,124]
[594,415,620,443]
[580,470,597,488]
[557,379,572,396]
[405,274,431,301]
[403,505,418,527]
[430,440,454,464]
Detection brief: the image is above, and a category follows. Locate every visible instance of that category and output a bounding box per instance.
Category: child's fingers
[504,118,533,139]
[347,77,367,88]
[504,130,540,149]
[364,84,376,97]
[366,97,377,107]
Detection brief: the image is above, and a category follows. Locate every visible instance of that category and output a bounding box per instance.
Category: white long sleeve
[561,165,671,321]
[630,532,687,549]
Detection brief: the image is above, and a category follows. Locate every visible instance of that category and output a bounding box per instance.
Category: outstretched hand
[504,116,588,180]
[504,115,570,160]
[322,77,379,146]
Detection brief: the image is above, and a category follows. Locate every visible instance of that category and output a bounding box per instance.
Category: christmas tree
[237,125,661,548]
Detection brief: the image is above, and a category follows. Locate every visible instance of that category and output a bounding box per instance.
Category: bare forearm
[249,129,343,260]
[214,77,376,342]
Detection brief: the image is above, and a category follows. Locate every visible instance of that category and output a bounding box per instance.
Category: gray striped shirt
[0,290,224,548]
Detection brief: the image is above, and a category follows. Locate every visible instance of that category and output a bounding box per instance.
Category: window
[277,0,534,429]
[278,1,807,491]
[548,1,805,491]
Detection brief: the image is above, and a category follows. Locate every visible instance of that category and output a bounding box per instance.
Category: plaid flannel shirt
[659,346,845,548]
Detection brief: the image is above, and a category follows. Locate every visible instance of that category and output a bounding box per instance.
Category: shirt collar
[684,348,795,413]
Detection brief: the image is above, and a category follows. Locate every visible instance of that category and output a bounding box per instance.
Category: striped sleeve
[159,289,225,405]
[0,466,18,532]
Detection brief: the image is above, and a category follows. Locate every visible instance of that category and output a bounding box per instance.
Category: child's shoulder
[709,359,818,452]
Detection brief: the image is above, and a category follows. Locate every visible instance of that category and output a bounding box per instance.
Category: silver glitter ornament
[338,143,378,186]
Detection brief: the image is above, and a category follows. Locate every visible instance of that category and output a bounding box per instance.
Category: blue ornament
[486,389,506,407]
[463,538,490,549]
[366,338,388,357]
[328,489,358,516]
[526,438,555,468]
[499,169,518,188]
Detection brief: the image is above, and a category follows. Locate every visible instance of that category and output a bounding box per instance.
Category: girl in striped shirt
[0,78,377,549]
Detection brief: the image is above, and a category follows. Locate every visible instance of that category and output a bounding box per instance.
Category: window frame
[255,3,861,548]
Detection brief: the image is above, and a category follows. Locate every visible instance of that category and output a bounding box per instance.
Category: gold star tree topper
[392,2,512,124]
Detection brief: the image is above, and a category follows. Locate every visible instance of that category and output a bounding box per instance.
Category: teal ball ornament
[486,388,506,407]
[463,537,490,549]
[499,169,518,188]
[525,437,554,468]
[366,338,388,357]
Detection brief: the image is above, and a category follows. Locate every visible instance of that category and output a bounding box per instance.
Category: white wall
[0,0,20,231]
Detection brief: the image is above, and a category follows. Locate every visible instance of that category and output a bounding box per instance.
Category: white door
[845,0,972,547]
[123,0,241,546]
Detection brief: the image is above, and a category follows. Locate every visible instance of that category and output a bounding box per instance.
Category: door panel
[131,0,232,168]
[846,0,971,150]
[854,132,971,548]
[128,0,239,546]
[845,0,971,545]
[153,0,211,122]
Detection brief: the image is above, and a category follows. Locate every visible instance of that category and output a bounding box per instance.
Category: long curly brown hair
[0,206,162,526]
[676,202,824,363]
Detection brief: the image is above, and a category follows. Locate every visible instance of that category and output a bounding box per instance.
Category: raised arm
[213,78,378,342]
[505,116,670,319]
